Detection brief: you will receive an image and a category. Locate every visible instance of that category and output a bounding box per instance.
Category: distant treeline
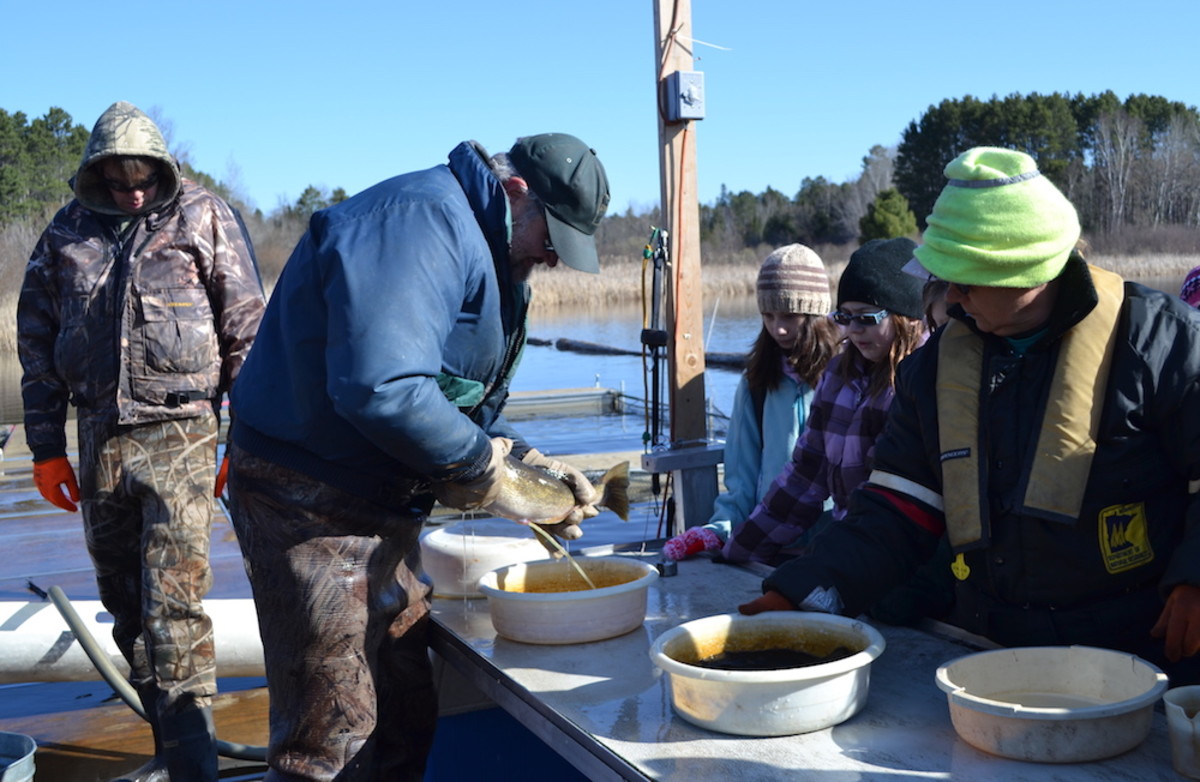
[4,91,1200,293]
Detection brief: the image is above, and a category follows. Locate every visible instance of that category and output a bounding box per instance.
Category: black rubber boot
[160,705,219,782]
[108,759,170,782]
[108,684,170,782]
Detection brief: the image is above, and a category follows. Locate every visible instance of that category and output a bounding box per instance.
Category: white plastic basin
[420,518,548,598]
[478,556,658,644]
[649,612,886,736]
[935,645,1168,762]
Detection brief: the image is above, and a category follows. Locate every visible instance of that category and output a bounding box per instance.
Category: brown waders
[78,413,221,782]
[227,445,437,782]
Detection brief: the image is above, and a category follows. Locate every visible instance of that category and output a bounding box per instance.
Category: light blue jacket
[708,373,814,528]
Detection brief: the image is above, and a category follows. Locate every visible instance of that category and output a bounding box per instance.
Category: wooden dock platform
[0,423,273,779]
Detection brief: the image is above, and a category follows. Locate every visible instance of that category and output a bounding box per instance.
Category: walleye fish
[482,458,631,525]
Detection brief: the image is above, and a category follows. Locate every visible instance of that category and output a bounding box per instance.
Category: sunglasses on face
[540,207,556,254]
[829,309,890,327]
[928,274,972,296]
[105,173,159,194]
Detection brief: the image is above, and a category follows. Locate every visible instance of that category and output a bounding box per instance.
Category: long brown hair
[834,313,925,400]
[745,314,840,394]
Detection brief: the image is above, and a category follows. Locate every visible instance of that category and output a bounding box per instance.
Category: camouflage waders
[78,412,220,781]
[227,444,436,782]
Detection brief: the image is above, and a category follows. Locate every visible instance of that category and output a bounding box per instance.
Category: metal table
[429,550,1176,781]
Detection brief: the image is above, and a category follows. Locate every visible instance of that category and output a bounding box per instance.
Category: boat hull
[0,599,264,683]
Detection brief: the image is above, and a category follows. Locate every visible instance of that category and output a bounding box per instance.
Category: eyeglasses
[541,207,556,254]
[928,274,971,296]
[829,309,889,327]
[105,173,159,194]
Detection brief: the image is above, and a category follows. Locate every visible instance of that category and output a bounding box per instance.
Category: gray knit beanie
[756,244,831,315]
[837,237,923,319]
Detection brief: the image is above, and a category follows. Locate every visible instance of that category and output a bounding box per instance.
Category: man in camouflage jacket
[17,101,265,782]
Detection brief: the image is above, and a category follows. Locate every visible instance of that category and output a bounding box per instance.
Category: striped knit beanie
[913,147,1081,288]
[756,244,831,316]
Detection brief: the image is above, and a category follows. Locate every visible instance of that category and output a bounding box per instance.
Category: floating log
[553,338,640,356]
[704,352,746,369]
[543,338,745,371]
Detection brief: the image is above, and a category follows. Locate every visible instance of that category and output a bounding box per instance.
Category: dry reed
[529,251,1197,313]
[0,236,1195,352]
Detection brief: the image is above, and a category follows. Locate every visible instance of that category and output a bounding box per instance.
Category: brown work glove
[521,448,600,552]
[33,456,80,513]
[1152,583,1200,662]
[434,437,513,511]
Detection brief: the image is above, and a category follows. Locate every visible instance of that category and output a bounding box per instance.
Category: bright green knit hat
[912,147,1080,288]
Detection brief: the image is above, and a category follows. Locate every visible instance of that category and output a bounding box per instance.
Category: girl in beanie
[722,238,926,565]
[663,244,839,561]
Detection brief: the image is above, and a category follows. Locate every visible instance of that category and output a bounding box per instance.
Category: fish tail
[597,461,631,521]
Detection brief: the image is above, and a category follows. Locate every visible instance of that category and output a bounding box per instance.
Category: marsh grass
[0,224,1195,352]
[529,248,1196,315]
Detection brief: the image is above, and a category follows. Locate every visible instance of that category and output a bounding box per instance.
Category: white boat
[0,597,264,684]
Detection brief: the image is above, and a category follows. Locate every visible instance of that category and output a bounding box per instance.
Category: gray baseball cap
[509,133,610,273]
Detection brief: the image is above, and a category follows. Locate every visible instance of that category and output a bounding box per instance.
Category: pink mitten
[663,527,722,561]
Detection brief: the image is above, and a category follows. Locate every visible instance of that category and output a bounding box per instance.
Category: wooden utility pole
[653,0,706,446]
[643,0,722,534]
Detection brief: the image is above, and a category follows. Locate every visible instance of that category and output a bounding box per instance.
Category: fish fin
[597,461,631,521]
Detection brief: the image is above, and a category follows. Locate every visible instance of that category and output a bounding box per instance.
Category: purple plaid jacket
[722,351,895,563]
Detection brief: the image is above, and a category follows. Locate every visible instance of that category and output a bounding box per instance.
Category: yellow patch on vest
[950,552,971,581]
[1097,502,1154,574]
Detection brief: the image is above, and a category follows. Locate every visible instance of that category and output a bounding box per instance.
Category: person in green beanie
[741,146,1200,684]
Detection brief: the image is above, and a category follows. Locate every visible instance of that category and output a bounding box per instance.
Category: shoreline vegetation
[0,247,1192,353]
[527,249,1198,315]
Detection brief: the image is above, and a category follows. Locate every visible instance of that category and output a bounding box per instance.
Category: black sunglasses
[105,172,159,194]
[541,207,556,254]
[828,309,890,327]
[929,274,971,296]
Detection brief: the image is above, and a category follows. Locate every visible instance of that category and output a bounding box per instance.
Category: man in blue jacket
[741,147,1200,684]
[226,133,609,780]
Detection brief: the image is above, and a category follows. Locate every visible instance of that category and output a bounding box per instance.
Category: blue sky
[5,1,1199,215]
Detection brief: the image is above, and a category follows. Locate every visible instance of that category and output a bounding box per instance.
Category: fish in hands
[484,457,631,525]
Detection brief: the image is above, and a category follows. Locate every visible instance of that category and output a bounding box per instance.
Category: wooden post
[647,0,720,534]
[652,0,706,446]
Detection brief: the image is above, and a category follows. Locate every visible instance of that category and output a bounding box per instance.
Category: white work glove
[522,448,600,552]
[434,437,513,510]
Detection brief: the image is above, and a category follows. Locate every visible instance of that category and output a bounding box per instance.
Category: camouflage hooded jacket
[16,101,266,462]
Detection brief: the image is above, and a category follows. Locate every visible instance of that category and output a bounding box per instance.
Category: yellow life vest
[936,265,1125,548]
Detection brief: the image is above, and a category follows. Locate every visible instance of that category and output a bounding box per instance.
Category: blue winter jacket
[231,141,529,509]
[708,372,814,528]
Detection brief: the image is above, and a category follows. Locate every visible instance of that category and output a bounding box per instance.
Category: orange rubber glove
[214,453,230,498]
[738,589,796,615]
[1151,583,1200,662]
[33,456,80,513]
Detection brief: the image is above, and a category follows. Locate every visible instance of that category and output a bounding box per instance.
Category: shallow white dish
[649,612,885,737]
[420,519,548,598]
[935,645,1168,762]
[478,556,658,645]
